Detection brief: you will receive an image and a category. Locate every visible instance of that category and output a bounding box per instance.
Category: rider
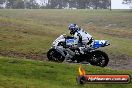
[68,23,94,50]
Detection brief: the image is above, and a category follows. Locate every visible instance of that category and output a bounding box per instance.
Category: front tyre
[90,50,109,67]
[47,48,65,62]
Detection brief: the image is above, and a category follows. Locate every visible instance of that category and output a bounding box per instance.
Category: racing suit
[74,28,93,47]
[73,28,94,53]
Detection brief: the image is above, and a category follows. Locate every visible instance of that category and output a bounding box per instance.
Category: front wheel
[47,48,65,62]
[89,50,109,67]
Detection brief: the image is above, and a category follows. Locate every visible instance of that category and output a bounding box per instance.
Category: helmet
[68,24,79,35]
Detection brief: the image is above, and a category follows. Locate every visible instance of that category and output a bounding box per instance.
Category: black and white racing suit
[74,29,93,46]
[73,29,94,53]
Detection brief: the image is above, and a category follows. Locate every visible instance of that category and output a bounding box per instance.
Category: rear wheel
[47,48,65,62]
[90,50,109,67]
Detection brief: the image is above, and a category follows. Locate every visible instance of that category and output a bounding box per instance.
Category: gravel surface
[0,50,132,70]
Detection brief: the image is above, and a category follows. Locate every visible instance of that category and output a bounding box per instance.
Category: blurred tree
[14,0,25,9]
[98,0,110,9]
[47,0,58,8]
[0,0,6,8]
[123,0,132,4]
[6,0,15,8]
[0,0,5,4]
[28,0,39,9]
[76,0,87,9]
[6,0,24,9]
[1,0,111,9]
[68,0,77,8]
[5,0,39,9]
[123,0,132,8]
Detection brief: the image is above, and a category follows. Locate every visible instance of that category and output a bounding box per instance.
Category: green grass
[0,56,132,88]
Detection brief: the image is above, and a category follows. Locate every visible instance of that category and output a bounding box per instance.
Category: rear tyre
[47,48,65,62]
[90,50,109,67]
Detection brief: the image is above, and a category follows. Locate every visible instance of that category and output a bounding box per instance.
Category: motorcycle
[47,34,110,67]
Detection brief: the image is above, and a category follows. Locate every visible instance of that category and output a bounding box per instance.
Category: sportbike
[47,34,110,67]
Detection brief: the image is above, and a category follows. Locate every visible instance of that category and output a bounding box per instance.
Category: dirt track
[0,50,132,70]
[0,50,47,61]
[108,54,132,70]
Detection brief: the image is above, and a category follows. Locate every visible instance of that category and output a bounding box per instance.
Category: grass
[0,56,132,88]
[0,9,132,56]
